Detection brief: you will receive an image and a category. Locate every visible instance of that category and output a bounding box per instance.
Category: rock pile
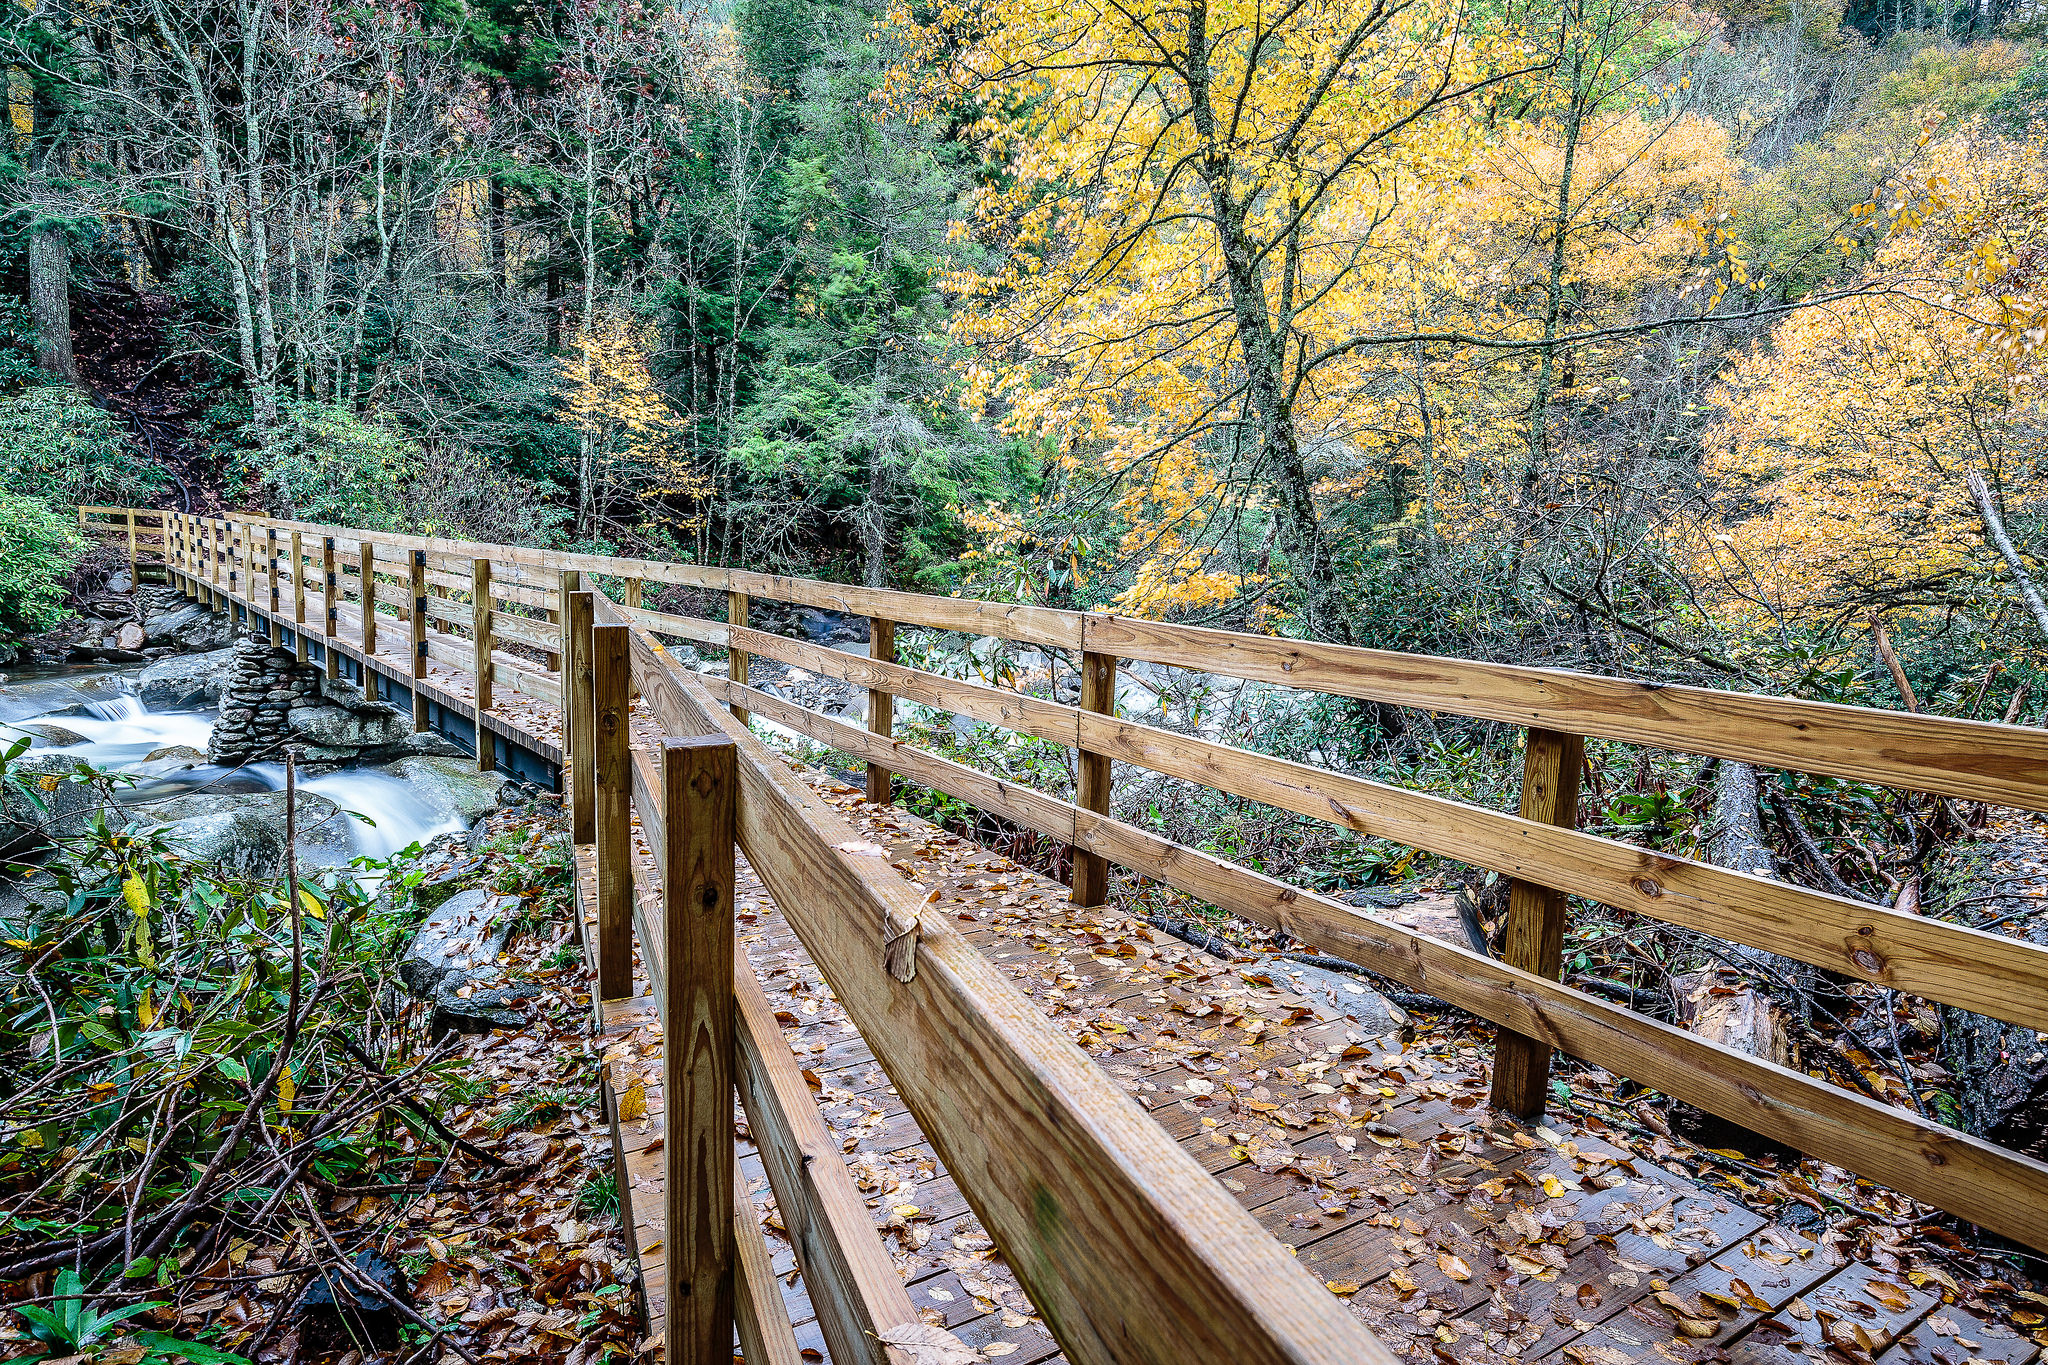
[206,630,464,768]
[207,632,324,765]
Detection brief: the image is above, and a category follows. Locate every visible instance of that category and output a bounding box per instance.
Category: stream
[0,663,471,876]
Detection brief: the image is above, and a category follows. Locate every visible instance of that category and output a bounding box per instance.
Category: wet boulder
[14,722,87,746]
[400,885,535,1033]
[0,753,101,858]
[380,757,506,827]
[137,647,235,710]
[142,603,234,652]
[145,790,347,879]
[286,699,413,751]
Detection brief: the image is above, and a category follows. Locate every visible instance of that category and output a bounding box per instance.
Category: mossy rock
[414,857,487,912]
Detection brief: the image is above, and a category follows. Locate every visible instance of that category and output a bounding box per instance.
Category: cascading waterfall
[2,667,465,873]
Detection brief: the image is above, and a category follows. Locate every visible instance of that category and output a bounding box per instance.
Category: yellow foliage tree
[560,317,710,541]
[1705,124,2048,630]
[890,0,1530,631]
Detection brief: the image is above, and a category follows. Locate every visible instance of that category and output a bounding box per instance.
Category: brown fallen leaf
[878,1322,981,1365]
[1438,1252,1474,1282]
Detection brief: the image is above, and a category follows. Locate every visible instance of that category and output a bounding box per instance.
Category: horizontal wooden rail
[617,605,2048,1035]
[695,667,2048,1254]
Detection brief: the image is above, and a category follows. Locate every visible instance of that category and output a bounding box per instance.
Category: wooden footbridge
[89,506,2048,1365]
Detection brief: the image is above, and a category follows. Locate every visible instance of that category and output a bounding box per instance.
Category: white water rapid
[1,665,465,874]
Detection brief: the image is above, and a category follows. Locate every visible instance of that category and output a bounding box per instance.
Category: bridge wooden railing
[99,506,2048,1351]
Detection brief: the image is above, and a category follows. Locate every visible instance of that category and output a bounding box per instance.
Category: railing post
[866,616,895,805]
[409,549,429,730]
[1489,727,1586,1118]
[265,527,282,645]
[322,536,339,680]
[624,577,643,609]
[290,530,307,662]
[727,590,749,725]
[1070,647,1117,907]
[564,581,596,845]
[227,520,240,601]
[211,518,223,597]
[593,621,633,998]
[661,734,737,1365]
[472,557,494,732]
[126,509,137,581]
[542,571,566,674]
[359,541,378,657]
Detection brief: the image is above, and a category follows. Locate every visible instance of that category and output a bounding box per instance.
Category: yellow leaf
[277,1068,296,1114]
[1438,1252,1473,1281]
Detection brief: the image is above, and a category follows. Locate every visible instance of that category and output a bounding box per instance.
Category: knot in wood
[1632,876,1662,898]
[1850,947,1883,975]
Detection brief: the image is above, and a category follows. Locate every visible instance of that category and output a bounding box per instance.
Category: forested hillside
[4,0,2046,696]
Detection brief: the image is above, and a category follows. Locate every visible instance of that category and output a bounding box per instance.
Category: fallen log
[1671,761,1802,1068]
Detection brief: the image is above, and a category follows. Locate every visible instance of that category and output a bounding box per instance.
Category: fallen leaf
[877,1323,980,1365]
[617,1082,647,1121]
[1438,1252,1473,1282]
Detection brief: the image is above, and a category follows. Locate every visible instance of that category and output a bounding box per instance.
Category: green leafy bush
[236,402,419,529]
[0,301,47,394]
[0,492,85,639]
[0,385,166,507]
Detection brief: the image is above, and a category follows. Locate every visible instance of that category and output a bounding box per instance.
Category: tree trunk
[28,226,75,383]
[1968,470,2048,643]
[27,86,76,383]
[1673,762,1800,1067]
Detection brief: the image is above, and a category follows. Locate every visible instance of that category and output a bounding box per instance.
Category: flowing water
[0,664,464,874]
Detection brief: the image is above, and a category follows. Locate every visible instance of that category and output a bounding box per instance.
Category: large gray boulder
[15,722,87,746]
[137,648,236,710]
[143,603,234,652]
[399,887,508,996]
[156,806,291,879]
[286,701,413,751]
[380,757,506,827]
[146,790,349,879]
[399,885,534,1033]
[0,753,101,858]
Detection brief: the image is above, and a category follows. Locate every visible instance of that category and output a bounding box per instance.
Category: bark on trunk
[1969,470,2048,644]
[27,86,75,383]
[28,225,75,383]
[1673,762,1800,1066]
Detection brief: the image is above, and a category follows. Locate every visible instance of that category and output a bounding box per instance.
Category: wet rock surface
[382,757,507,827]
[399,883,536,1032]
[0,752,101,857]
[137,646,235,710]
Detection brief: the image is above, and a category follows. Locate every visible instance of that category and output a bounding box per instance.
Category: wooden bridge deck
[581,751,2039,1365]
